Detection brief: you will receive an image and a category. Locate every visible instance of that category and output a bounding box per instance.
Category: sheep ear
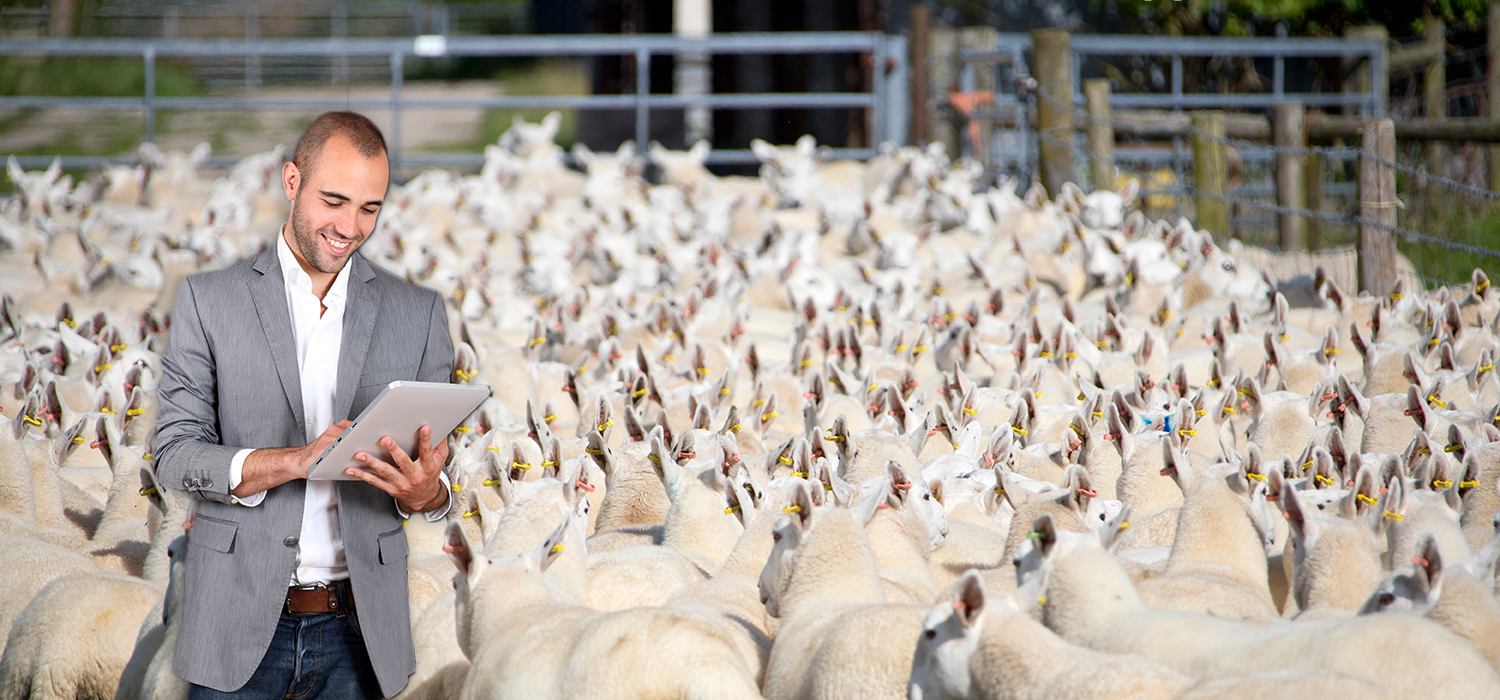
[1406,386,1431,432]
[1162,438,1193,493]
[649,437,679,495]
[774,479,811,530]
[886,461,913,506]
[1282,482,1314,543]
[1028,513,1061,559]
[1099,504,1133,551]
[139,466,167,515]
[585,431,609,474]
[1404,352,1427,390]
[719,404,741,437]
[1461,452,1483,499]
[623,404,646,443]
[544,439,562,480]
[1104,404,1128,459]
[1343,465,1380,519]
[954,570,987,627]
[535,515,571,572]
[723,479,749,527]
[928,479,945,507]
[907,412,930,459]
[1413,533,1444,594]
[444,520,478,578]
[1376,475,1406,537]
[1350,323,1370,360]
[525,399,549,448]
[1062,465,1094,514]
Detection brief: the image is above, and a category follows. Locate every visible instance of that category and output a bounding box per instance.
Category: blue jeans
[188,607,382,700]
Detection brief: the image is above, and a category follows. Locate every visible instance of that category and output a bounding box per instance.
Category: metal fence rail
[0,32,909,175]
[957,33,1387,181]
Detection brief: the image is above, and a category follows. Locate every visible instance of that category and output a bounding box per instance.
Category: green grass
[0,56,201,98]
[1398,181,1500,287]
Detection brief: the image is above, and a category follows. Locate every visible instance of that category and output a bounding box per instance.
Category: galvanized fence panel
[0,32,908,175]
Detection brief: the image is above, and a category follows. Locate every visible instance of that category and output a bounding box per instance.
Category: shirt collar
[277,227,353,307]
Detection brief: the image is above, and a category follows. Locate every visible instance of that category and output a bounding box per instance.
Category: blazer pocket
[360,364,418,389]
[377,527,408,565]
[190,515,239,553]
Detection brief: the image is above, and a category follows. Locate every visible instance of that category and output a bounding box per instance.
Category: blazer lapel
[247,249,306,429]
[335,253,381,422]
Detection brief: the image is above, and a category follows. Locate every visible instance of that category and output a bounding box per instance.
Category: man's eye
[363,208,379,215]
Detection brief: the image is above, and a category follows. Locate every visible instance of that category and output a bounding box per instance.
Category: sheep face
[908,572,987,700]
[1360,534,1444,617]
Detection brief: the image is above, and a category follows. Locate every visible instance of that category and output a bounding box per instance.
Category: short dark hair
[291,111,387,180]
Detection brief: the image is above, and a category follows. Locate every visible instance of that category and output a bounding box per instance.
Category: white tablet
[306,381,491,480]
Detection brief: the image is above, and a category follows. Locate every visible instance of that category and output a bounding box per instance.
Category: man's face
[282,134,389,275]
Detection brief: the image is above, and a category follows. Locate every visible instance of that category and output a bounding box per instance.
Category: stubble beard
[290,190,362,275]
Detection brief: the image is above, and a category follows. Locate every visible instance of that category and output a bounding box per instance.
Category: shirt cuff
[228,448,266,507]
[397,471,453,521]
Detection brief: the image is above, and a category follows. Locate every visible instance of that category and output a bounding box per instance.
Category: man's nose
[333,204,359,237]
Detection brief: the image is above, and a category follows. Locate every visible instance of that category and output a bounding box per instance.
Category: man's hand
[234,420,353,497]
[344,425,450,513]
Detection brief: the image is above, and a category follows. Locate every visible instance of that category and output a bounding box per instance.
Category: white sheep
[1019,510,1500,698]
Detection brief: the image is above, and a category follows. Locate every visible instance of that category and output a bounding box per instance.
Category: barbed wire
[1035,128,1500,277]
[1019,90,1500,270]
[1035,87,1500,202]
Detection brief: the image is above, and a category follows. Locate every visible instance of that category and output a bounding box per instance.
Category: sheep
[907,569,1383,700]
[1019,510,1500,698]
[0,571,163,700]
[113,535,187,700]
[866,462,948,604]
[1281,469,1390,620]
[446,517,762,700]
[759,480,930,700]
[1135,448,1279,618]
[1362,528,1500,675]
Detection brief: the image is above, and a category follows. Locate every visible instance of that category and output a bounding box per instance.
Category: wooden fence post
[1274,102,1305,249]
[1360,118,1398,295]
[1426,15,1447,179]
[1033,28,1073,198]
[1306,152,1325,250]
[1191,111,1228,236]
[1488,2,1500,191]
[928,25,959,158]
[909,4,930,145]
[1084,78,1115,192]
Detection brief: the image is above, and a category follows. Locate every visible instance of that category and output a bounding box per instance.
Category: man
[155,111,455,700]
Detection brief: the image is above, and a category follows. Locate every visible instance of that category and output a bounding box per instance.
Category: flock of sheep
[1,111,1499,700]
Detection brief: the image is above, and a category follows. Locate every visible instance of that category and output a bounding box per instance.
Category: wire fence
[1019,86,1500,291]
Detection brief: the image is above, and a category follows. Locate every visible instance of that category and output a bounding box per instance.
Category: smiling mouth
[325,234,353,254]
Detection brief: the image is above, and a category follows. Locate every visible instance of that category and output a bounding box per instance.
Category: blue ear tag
[1159,413,1175,434]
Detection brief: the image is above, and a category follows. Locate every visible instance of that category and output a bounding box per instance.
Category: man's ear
[282,160,300,201]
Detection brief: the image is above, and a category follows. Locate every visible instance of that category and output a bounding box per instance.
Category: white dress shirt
[228,230,450,585]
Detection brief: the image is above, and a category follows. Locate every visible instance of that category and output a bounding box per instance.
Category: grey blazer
[154,247,453,698]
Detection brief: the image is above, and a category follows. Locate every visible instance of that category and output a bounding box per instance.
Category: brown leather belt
[285,579,355,617]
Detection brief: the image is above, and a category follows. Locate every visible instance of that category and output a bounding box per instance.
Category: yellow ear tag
[1357,493,1378,506]
[783,505,802,514]
[1384,511,1404,522]
[550,544,565,553]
